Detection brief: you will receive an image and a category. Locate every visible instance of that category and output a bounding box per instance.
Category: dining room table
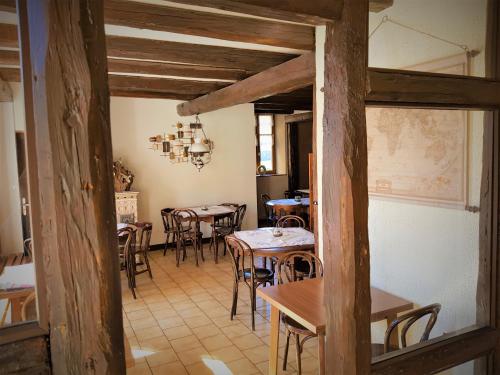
[181,204,236,224]
[234,226,315,260]
[265,197,310,208]
[257,278,414,375]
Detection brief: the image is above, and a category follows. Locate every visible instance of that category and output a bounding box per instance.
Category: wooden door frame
[318,0,500,373]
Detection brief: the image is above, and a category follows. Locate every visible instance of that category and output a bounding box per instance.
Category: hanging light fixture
[148,115,213,171]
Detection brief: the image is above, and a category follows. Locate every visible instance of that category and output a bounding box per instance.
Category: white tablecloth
[235,227,314,249]
[184,205,235,218]
[0,263,35,290]
[266,198,310,206]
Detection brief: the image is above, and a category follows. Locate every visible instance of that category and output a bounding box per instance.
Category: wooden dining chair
[261,194,277,226]
[273,204,303,219]
[277,251,324,374]
[276,214,306,228]
[225,235,274,331]
[23,238,33,258]
[233,204,247,231]
[161,208,178,255]
[172,209,204,267]
[372,303,442,357]
[211,210,235,264]
[132,222,153,279]
[118,226,137,298]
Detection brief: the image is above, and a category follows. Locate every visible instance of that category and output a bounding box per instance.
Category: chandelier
[148,115,213,171]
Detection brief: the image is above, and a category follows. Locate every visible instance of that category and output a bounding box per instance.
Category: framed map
[367,54,469,207]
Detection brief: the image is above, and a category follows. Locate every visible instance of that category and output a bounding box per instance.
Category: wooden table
[0,254,35,325]
[265,198,310,207]
[257,278,413,375]
[182,205,235,224]
[234,227,314,259]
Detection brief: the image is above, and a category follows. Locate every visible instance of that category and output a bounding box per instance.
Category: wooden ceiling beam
[103,0,314,50]
[110,89,197,101]
[177,52,314,115]
[167,0,343,25]
[106,35,295,73]
[0,67,20,82]
[108,74,231,96]
[0,0,15,13]
[107,58,247,81]
[0,49,19,65]
[0,23,18,48]
[370,0,394,13]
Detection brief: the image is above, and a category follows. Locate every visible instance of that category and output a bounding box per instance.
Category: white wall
[367,1,487,372]
[0,83,25,256]
[110,98,258,245]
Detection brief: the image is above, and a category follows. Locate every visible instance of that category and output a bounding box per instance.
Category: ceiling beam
[370,0,394,13]
[107,58,247,81]
[0,67,20,82]
[0,49,19,65]
[110,89,197,101]
[104,0,314,50]
[106,35,295,73]
[0,23,18,48]
[0,0,15,13]
[108,74,231,96]
[167,0,343,25]
[177,52,314,115]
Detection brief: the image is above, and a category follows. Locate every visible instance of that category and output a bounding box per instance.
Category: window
[256,114,275,174]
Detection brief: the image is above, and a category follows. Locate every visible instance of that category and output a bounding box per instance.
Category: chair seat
[282,314,316,336]
[239,267,274,280]
[371,343,399,357]
[214,226,233,236]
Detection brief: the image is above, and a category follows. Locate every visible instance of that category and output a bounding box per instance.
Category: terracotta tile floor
[123,246,319,374]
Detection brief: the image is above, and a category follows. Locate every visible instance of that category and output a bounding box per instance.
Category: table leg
[268,306,280,375]
[318,332,325,375]
[11,298,22,323]
[386,314,399,349]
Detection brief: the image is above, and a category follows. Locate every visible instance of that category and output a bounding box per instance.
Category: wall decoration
[367,54,469,207]
[113,160,135,192]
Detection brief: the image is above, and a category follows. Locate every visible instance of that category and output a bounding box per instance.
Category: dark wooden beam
[109,75,230,97]
[177,52,314,115]
[18,0,124,372]
[110,89,197,101]
[106,35,295,74]
[0,336,50,374]
[366,68,500,109]
[103,0,314,50]
[370,0,393,12]
[0,0,15,12]
[108,58,246,81]
[284,111,313,123]
[0,74,12,101]
[0,67,20,82]
[323,0,371,374]
[0,49,19,65]
[0,23,18,48]
[167,0,343,25]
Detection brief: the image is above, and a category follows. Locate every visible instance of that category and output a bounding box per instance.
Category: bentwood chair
[172,209,204,267]
[372,303,442,357]
[276,215,306,228]
[211,210,235,264]
[225,235,274,331]
[23,238,33,258]
[261,194,277,226]
[132,222,153,279]
[277,251,324,374]
[233,204,247,231]
[118,226,137,298]
[161,208,178,255]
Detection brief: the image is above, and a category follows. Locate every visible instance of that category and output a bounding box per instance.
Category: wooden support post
[322,0,371,374]
[18,0,124,373]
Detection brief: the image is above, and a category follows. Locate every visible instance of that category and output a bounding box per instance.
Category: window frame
[255,113,277,174]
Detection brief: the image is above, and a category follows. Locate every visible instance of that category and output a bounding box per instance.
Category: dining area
[117,197,441,375]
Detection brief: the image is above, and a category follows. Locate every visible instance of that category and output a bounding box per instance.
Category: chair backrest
[384,303,441,353]
[273,204,302,218]
[234,204,247,231]
[261,194,271,217]
[134,222,153,253]
[118,226,136,258]
[172,209,199,233]
[277,251,323,284]
[23,238,33,258]
[225,235,255,283]
[276,215,305,228]
[161,208,175,233]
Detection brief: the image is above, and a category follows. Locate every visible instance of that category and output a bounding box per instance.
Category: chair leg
[283,330,291,371]
[144,252,153,279]
[223,238,227,256]
[194,237,199,267]
[250,286,256,331]
[199,235,205,262]
[176,238,181,267]
[215,235,219,264]
[295,333,302,375]
[231,281,238,320]
[163,234,169,256]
